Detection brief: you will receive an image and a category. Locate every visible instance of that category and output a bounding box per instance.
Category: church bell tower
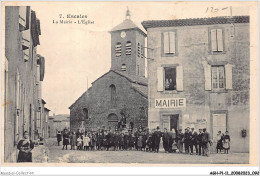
[110,8,147,77]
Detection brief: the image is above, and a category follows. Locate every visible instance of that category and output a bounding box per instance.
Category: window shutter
[157,67,164,92]
[225,64,233,90]
[211,29,217,52]
[169,32,176,54]
[217,29,223,51]
[22,29,30,50]
[163,32,169,54]
[36,65,40,85]
[23,49,29,62]
[19,6,27,28]
[176,66,183,91]
[203,62,212,90]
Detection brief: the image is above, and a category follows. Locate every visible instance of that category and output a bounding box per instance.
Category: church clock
[120,31,126,38]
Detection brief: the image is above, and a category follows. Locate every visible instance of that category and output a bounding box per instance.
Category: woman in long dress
[222,131,231,154]
[216,131,223,153]
[17,131,34,162]
[62,129,69,150]
[137,129,143,150]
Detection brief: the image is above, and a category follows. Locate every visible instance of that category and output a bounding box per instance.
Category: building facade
[3,6,48,162]
[69,11,148,131]
[48,114,70,137]
[142,16,249,152]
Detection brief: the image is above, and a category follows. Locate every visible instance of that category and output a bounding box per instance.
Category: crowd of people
[56,125,229,157]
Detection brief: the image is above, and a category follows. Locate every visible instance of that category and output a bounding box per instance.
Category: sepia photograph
[0,1,258,174]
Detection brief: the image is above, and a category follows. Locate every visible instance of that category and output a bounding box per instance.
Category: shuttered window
[203,62,233,91]
[210,29,224,52]
[212,66,225,90]
[126,41,131,55]
[157,66,183,92]
[163,31,176,55]
[121,64,126,71]
[137,43,140,57]
[141,45,144,58]
[115,42,121,57]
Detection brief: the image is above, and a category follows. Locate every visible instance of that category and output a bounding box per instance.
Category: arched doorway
[107,113,118,130]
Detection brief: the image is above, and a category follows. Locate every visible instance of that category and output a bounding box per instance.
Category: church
[69,10,148,132]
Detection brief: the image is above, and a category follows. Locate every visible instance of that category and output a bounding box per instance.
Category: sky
[22,1,251,115]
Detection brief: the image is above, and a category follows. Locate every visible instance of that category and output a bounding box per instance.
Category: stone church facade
[69,11,148,131]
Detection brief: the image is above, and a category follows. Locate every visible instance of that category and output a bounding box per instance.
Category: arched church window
[115,42,121,57]
[121,64,126,71]
[126,41,131,55]
[83,108,88,120]
[110,84,116,107]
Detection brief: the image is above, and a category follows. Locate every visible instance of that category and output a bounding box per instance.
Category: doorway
[162,114,179,132]
[170,114,179,132]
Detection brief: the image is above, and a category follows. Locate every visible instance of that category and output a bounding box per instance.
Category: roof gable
[91,70,148,86]
[110,19,147,37]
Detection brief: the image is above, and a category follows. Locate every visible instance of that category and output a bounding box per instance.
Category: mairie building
[142,16,249,152]
[69,11,148,131]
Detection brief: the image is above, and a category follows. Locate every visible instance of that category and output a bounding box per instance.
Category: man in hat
[202,128,211,156]
[153,126,162,153]
[190,127,198,155]
[197,128,204,155]
[184,127,191,154]
[177,129,184,153]
[162,128,170,153]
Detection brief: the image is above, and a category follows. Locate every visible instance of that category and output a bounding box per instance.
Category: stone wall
[147,23,249,152]
[70,71,148,131]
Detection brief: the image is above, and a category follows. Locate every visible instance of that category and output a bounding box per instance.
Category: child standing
[70,131,77,150]
[83,133,90,151]
[77,136,83,150]
[223,131,231,154]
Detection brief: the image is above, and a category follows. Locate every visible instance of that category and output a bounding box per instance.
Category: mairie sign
[155,98,186,108]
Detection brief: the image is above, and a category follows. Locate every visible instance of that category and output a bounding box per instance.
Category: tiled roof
[142,16,249,30]
[110,19,147,36]
[131,83,148,98]
[113,70,148,86]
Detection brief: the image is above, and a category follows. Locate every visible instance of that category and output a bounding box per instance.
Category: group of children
[59,126,230,156]
[60,127,162,152]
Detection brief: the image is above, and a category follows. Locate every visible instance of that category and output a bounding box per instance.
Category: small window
[165,67,176,91]
[210,29,224,52]
[163,31,176,55]
[115,42,121,57]
[83,108,88,120]
[121,64,126,71]
[126,41,131,55]
[212,66,225,89]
